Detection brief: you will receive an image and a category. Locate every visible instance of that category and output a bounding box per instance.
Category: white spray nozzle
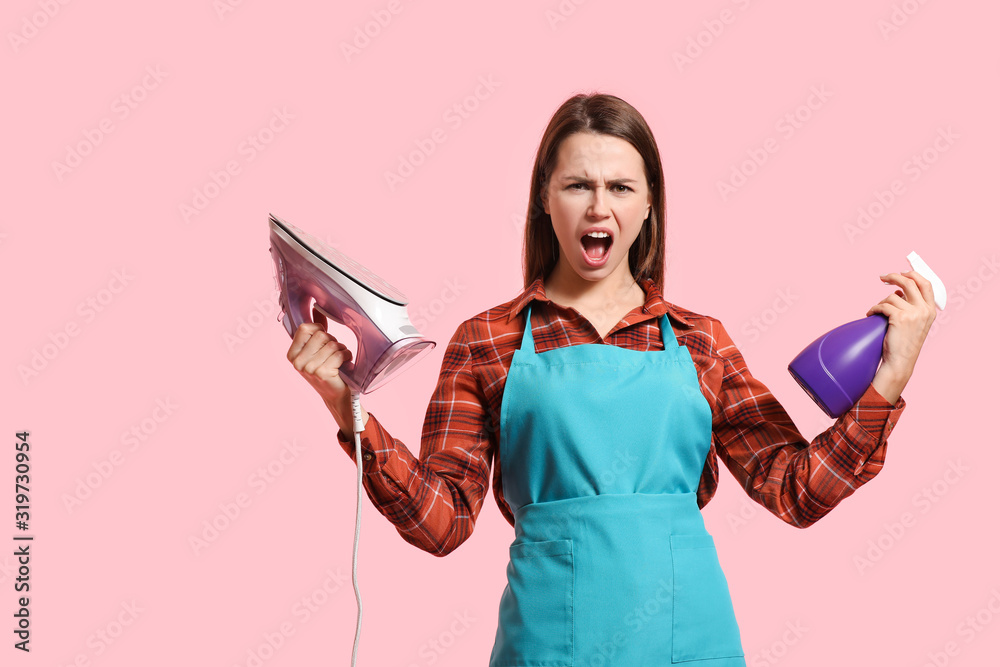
[906,251,947,310]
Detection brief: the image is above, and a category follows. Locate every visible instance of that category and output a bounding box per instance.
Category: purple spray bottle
[788,251,947,418]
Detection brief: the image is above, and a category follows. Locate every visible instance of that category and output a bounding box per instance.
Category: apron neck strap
[521,304,537,353]
[519,303,680,352]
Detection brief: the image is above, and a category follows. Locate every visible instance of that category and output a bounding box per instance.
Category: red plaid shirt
[337,276,906,556]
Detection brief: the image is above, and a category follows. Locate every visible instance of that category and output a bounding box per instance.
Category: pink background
[3,1,998,665]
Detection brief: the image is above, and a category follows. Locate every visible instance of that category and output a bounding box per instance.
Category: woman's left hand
[864,270,938,386]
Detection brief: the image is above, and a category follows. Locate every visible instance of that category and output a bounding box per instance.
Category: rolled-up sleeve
[709,319,906,528]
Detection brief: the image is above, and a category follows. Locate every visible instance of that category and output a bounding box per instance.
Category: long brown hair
[522,93,667,291]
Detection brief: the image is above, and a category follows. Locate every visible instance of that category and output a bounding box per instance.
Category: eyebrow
[559,175,639,184]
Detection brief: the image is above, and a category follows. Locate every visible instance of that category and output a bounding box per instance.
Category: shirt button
[363,453,373,461]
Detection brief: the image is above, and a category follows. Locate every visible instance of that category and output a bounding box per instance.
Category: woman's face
[541,131,652,284]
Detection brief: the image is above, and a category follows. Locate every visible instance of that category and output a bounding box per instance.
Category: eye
[567,183,633,192]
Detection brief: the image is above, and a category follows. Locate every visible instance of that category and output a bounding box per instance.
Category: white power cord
[350,390,365,667]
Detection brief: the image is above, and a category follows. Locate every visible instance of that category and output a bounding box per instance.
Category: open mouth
[581,232,613,263]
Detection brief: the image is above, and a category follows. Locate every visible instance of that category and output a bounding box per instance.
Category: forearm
[712,316,906,529]
[333,410,489,556]
[871,364,910,405]
[325,322,491,556]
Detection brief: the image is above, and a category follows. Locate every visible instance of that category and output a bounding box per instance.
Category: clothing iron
[269,212,437,666]
[268,212,436,394]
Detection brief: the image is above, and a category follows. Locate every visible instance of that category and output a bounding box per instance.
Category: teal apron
[489,304,746,666]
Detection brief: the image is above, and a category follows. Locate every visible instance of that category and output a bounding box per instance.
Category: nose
[588,186,611,218]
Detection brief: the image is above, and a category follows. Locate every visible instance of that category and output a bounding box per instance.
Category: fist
[286,308,354,406]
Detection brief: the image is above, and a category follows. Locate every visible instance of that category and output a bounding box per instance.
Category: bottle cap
[906,251,947,310]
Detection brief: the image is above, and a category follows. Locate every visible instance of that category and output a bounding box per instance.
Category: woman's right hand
[286,310,355,409]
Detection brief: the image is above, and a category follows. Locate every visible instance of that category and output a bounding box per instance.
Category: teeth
[585,231,610,239]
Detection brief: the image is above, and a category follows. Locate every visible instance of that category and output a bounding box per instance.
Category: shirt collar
[506,276,694,328]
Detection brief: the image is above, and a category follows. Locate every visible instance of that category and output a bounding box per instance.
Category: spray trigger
[905,251,947,310]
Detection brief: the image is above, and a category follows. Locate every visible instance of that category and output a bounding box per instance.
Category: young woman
[286,93,936,665]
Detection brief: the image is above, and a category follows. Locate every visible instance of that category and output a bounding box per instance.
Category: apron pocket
[493,538,574,667]
[669,534,744,663]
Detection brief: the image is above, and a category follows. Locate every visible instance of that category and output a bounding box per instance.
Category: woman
[286,93,936,665]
